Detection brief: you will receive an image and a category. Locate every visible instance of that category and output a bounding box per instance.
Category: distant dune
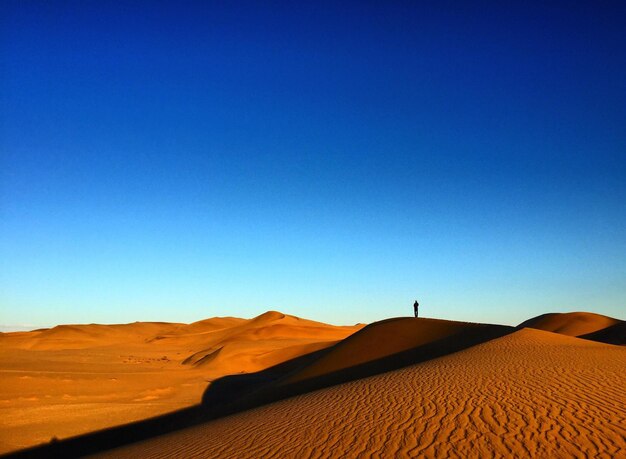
[518,311,623,342]
[0,312,361,455]
[2,311,624,458]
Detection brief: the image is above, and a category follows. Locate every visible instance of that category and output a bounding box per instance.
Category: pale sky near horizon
[1,1,625,330]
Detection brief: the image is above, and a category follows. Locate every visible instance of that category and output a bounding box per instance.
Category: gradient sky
[1,1,625,329]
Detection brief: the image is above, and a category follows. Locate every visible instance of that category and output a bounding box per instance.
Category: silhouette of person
[413,300,419,318]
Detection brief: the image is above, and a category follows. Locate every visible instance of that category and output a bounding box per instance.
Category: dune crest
[97,326,626,458]
[282,317,511,385]
[3,311,624,457]
[579,321,626,345]
[518,311,622,342]
[0,311,362,455]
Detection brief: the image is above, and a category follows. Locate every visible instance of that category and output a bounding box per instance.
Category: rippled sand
[0,312,361,454]
[97,316,625,458]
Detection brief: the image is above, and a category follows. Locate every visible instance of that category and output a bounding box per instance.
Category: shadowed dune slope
[282,317,508,384]
[579,321,626,345]
[96,328,626,459]
[199,317,513,416]
[518,311,621,337]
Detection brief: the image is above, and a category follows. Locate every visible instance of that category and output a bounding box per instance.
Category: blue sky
[1,1,625,328]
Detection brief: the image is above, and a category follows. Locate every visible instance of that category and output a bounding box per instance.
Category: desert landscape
[0,312,363,455]
[3,3,625,457]
[1,311,624,458]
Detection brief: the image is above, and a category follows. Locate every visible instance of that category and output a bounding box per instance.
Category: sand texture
[95,325,626,459]
[2,311,624,458]
[0,312,362,455]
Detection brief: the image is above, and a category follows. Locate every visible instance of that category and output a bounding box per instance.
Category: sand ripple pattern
[99,329,626,458]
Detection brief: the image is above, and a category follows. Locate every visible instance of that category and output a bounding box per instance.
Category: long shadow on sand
[4,321,514,459]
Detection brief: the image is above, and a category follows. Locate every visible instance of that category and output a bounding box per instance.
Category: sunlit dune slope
[0,311,361,455]
[178,317,245,335]
[2,322,186,351]
[178,311,362,374]
[98,328,626,459]
[282,317,510,384]
[518,311,621,339]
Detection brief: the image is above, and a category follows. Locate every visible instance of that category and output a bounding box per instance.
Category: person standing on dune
[413,300,419,318]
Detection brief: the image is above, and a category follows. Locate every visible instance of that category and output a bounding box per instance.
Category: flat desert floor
[1,311,624,458]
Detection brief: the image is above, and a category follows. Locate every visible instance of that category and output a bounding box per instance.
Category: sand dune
[281,317,510,385]
[95,327,626,459]
[518,311,621,338]
[180,317,246,335]
[3,311,624,458]
[579,321,626,345]
[176,312,359,374]
[0,312,361,455]
[2,322,185,351]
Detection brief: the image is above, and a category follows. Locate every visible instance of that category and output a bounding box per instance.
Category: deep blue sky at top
[1,1,625,328]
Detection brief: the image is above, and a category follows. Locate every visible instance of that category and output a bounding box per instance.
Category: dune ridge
[280,317,510,385]
[97,327,626,458]
[0,311,361,455]
[518,311,621,340]
[2,310,624,458]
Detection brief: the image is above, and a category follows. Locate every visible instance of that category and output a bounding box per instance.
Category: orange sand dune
[177,311,360,373]
[282,317,510,385]
[2,322,185,351]
[518,311,621,337]
[179,317,246,335]
[0,312,362,455]
[97,327,626,458]
[3,311,625,458]
[579,321,626,345]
